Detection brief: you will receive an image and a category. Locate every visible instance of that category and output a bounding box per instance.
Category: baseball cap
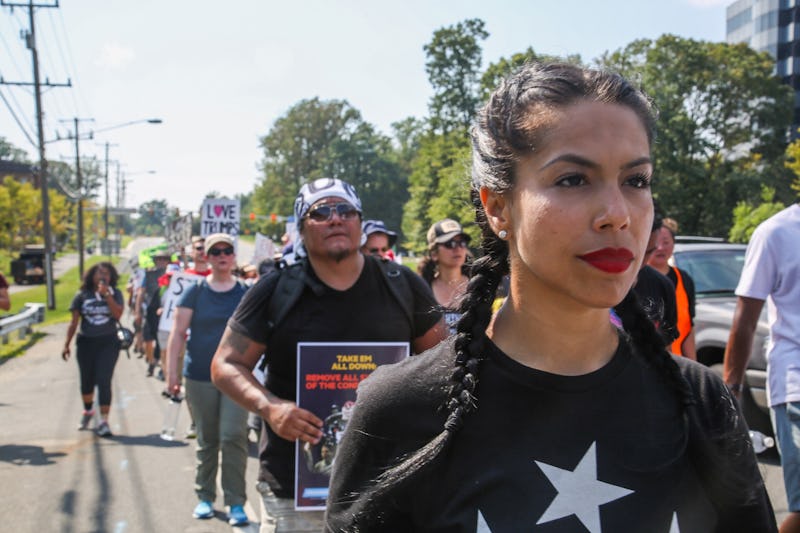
[427,219,470,247]
[204,233,235,254]
[152,250,171,260]
[362,219,397,247]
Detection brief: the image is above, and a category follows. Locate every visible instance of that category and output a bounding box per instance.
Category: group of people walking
[58,60,799,532]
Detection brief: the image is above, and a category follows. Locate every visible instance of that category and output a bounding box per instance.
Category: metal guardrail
[0,303,46,344]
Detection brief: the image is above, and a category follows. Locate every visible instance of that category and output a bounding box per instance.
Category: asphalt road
[1,237,264,532]
[0,237,793,530]
[0,318,263,532]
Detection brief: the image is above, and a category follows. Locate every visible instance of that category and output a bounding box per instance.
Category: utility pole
[101,141,118,258]
[59,117,94,279]
[0,0,71,310]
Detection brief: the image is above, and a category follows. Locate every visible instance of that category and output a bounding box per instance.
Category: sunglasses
[194,246,205,251]
[368,247,389,256]
[440,239,468,250]
[306,202,360,223]
[208,246,234,257]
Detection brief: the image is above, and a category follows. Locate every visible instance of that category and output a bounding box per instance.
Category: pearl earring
[498,230,508,239]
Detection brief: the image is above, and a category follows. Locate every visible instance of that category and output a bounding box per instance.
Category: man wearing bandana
[210,178,446,532]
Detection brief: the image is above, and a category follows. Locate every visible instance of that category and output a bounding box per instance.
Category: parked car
[9,244,46,285]
[671,241,772,435]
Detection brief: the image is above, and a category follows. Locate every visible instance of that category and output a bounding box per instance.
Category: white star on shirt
[669,512,681,532]
[535,442,633,533]
[476,510,491,532]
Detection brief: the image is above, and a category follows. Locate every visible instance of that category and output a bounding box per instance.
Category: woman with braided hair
[325,62,776,532]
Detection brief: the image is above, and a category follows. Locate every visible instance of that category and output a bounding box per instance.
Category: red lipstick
[578,248,634,273]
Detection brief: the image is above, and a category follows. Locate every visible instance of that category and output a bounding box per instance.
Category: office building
[727,0,800,130]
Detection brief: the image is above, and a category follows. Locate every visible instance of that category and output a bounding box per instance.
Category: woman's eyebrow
[539,153,652,171]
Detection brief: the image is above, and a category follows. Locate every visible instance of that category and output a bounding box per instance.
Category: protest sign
[252,232,276,264]
[157,272,203,333]
[166,213,193,255]
[201,198,240,245]
[294,342,408,510]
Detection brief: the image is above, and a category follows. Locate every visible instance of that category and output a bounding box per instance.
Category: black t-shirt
[666,266,696,326]
[326,335,776,532]
[228,255,442,496]
[634,266,678,343]
[69,288,124,337]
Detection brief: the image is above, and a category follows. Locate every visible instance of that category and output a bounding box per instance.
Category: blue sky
[0,0,730,213]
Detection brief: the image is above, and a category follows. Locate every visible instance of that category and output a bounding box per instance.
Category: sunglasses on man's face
[208,246,234,257]
[368,247,389,256]
[306,202,359,223]
[440,239,468,250]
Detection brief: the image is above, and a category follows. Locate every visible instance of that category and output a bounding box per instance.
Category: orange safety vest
[670,266,691,356]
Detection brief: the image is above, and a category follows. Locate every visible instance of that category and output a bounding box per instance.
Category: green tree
[402,131,471,253]
[323,121,406,240]
[598,35,793,236]
[135,199,171,235]
[784,134,800,198]
[400,19,491,252]
[480,47,582,100]
[0,137,31,162]
[254,97,407,239]
[729,186,785,242]
[424,18,488,135]
[0,176,70,251]
[254,98,363,219]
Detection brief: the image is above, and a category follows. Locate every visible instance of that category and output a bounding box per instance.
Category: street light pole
[94,118,162,257]
[103,141,114,257]
[70,118,93,278]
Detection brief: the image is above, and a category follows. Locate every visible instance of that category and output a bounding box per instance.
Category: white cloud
[95,43,135,69]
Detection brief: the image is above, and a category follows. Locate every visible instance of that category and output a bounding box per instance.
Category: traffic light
[249,212,256,221]
[270,213,277,223]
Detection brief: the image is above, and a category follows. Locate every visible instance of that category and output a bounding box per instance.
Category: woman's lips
[578,248,635,273]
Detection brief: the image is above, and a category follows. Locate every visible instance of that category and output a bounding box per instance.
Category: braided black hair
[349,62,755,528]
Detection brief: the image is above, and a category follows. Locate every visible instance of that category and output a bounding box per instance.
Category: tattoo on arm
[224,329,252,355]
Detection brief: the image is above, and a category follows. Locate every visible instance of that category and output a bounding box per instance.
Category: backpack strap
[374,257,414,329]
[263,260,307,342]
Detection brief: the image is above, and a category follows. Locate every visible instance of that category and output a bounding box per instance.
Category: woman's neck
[436,264,465,284]
[432,265,468,307]
[489,293,620,376]
[207,270,235,290]
[650,261,670,276]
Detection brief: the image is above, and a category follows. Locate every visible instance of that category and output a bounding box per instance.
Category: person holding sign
[166,233,250,526]
[185,236,211,276]
[324,63,775,531]
[211,178,446,532]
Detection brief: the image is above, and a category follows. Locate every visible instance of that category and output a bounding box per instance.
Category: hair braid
[614,289,761,511]
[614,290,693,408]
[351,194,508,529]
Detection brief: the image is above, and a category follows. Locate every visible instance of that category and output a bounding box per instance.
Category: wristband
[727,383,743,393]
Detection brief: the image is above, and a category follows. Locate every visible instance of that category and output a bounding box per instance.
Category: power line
[0,18,26,80]
[0,85,36,146]
[52,7,88,118]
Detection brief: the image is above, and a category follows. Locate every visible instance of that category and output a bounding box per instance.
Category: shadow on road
[110,433,190,448]
[0,444,66,465]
